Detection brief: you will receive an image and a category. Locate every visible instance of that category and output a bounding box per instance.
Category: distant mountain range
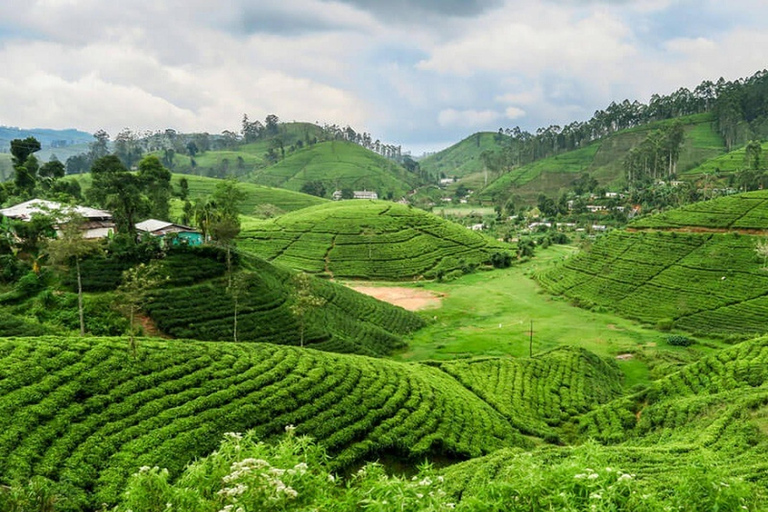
[0,126,93,152]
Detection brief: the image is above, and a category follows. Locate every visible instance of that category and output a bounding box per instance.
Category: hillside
[247,140,419,199]
[479,113,725,204]
[419,131,506,179]
[238,200,511,280]
[0,336,532,509]
[442,336,768,508]
[160,122,325,177]
[65,173,326,217]
[175,173,326,214]
[538,190,768,337]
[0,126,92,152]
[144,251,425,356]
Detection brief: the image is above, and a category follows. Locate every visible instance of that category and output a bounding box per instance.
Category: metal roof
[0,199,112,221]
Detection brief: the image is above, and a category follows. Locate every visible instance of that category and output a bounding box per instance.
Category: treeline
[483,69,768,174]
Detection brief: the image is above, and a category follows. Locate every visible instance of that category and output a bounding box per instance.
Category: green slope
[174,173,326,214]
[64,173,326,217]
[0,336,529,509]
[419,131,507,179]
[684,140,768,176]
[538,190,768,337]
[480,113,725,204]
[442,336,768,508]
[0,152,11,181]
[144,251,425,356]
[432,346,623,440]
[238,200,511,280]
[161,122,325,176]
[247,140,418,199]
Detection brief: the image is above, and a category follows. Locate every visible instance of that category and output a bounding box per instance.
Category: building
[135,219,203,246]
[332,190,379,200]
[0,199,114,238]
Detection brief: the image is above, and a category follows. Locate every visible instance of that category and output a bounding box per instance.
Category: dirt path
[346,284,444,311]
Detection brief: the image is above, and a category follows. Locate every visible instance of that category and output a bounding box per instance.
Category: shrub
[666,334,694,347]
[655,318,674,332]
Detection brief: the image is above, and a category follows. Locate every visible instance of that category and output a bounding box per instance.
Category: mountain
[0,126,92,152]
[238,200,511,280]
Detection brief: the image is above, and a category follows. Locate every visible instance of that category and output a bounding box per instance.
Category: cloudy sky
[0,0,767,154]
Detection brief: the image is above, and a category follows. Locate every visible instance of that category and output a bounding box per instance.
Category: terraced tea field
[540,191,768,337]
[239,200,510,280]
[0,336,551,509]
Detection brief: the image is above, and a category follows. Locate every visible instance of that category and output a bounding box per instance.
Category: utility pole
[529,319,534,358]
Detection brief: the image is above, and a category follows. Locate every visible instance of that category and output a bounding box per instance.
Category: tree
[10,137,41,167]
[209,179,246,285]
[116,261,166,357]
[114,129,144,169]
[45,212,101,336]
[137,155,172,221]
[39,159,66,180]
[89,130,111,161]
[301,180,326,198]
[227,272,250,342]
[89,155,148,240]
[744,140,764,170]
[178,177,189,201]
[290,272,326,348]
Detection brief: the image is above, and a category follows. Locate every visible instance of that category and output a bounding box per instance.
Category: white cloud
[505,107,526,120]
[438,108,501,128]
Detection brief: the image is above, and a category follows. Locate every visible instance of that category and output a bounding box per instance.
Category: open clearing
[346,284,444,310]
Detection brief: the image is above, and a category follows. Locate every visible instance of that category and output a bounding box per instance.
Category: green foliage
[667,334,694,346]
[0,337,524,510]
[144,255,424,356]
[420,131,507,179]
[539,205,768,337]
[433,347,623,440]
[239,201,511,280]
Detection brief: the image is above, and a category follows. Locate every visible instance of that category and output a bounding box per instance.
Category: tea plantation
[539,191,768,337]
[144,254,426,356]
[239,200,511,280]
[0,336,533,510]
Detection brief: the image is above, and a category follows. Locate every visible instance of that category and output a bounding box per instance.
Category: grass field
[247,140,418,199]
[394,245,718,387]
[238,200,511,280]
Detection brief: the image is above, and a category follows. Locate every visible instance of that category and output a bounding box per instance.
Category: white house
[0,199,114,239]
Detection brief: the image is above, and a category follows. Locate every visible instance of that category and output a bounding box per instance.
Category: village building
[135,219,203,246]
[0,199,114,239]
[332,190,379,200]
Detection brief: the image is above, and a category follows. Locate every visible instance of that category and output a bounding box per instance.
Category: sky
[0,0,767,155]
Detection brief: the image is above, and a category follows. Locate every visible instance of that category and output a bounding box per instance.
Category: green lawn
[395,245,718,387]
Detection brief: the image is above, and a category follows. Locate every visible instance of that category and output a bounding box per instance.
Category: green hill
[442,336,768,508]
[538,190,768,337]
[0,336,529,509]
[419,131,507,179]
[480,113,725,204]
[161,122,325,177]
[65,173,326,217]
[173,173,326,215]
[247,140,419,199]
[432,346,623,440]
[683,140,768,176]
[238,200,511,280]
[143,250,425,356]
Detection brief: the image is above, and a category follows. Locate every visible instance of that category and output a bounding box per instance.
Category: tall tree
[137,155,172,221]
[45,212,101,336]
[290,272,326,348]
[89,155,148,240]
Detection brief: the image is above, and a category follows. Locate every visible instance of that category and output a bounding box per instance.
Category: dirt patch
[136,314,168,338]
[346,285,444,311]
[615,353,634,361]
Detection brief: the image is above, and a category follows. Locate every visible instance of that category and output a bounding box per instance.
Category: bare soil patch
[346,284,444,311]
[615,353,634,361]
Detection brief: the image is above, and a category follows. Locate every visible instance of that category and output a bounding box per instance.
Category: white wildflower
[284,486,298,499]
[590,492,602,500]
[419,477,433,486]
[224,432,243,441]
[285,424,296,433]
[327,474,336,482]
[574,474,586,479]
[588,473,599,480]
[437,475,444,482]
[416,493,424,499]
